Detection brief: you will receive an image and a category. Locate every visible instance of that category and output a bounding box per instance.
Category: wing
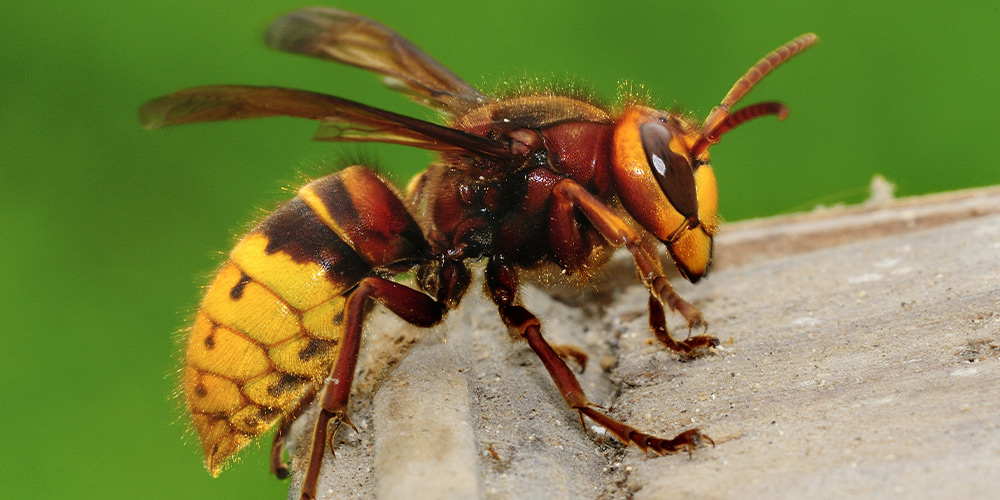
[265,7,486,113]
[138,85,512,159]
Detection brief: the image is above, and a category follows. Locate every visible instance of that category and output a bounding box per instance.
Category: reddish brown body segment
[140,7,817,499]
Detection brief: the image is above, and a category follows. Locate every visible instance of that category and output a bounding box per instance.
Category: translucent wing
[265,7,486,113]
[138,85,511,159]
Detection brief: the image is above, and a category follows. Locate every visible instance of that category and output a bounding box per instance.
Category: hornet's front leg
[549,178,717,353]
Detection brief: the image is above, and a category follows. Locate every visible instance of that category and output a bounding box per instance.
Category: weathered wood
[290,186,1000,499]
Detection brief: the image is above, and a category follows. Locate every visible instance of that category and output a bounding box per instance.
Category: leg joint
[501,305,540,333]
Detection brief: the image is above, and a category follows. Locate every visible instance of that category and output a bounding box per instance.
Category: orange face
[611,106,718,282]
[608,33,819,283]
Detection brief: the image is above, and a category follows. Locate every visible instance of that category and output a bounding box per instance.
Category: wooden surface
[288,186,1000,499]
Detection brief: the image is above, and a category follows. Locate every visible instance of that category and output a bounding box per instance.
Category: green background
[2,1,996,498]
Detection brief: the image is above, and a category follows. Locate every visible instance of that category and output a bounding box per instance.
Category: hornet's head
[610,33,817,282]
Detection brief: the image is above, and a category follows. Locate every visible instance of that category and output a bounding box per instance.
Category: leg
[550,179,708,331]
[299,276,448,500]
[486,257,712,455]
[551,343,589,373]
[271,385,319,479]
[648,294,719,354]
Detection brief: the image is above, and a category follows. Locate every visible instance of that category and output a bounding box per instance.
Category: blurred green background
[2,0,997,498]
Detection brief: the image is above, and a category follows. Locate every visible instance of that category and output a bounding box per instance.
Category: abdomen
[182,166,429,474]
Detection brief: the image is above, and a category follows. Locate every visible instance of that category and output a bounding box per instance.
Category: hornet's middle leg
[485,256,713,455]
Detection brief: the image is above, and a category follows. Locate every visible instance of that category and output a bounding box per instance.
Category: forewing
[138,85,511,158]
[265,7,485,112]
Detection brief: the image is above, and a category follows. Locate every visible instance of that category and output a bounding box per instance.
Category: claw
[273,462,290,480]
[579,406,713,457]
[682,335,720,351]
[686,313,707,333]
[341,413,359,434]
[323,412,357,454]
[649,294,718,355]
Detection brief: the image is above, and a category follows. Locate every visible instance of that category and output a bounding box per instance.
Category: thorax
[409,94,619,264]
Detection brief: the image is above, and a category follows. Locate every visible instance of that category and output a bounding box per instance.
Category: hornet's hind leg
[271,384,318,479]
[297,262,469,500]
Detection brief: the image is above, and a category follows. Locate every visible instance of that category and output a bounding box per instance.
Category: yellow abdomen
[184,232,351,474]
[182,166,430,475]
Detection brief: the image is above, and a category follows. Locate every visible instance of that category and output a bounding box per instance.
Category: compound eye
[639,122,697,219]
